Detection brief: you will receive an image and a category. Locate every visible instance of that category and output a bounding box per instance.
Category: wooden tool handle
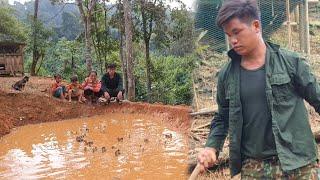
[188,163,201,180]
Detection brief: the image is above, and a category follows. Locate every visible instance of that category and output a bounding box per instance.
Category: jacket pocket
[270,73,294,102]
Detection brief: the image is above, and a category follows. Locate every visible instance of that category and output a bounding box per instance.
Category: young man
[101,63,125,104]
[197,0,320,179]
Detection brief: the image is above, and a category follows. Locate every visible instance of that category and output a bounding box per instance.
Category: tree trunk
[141,0,153,102]
[123,0,135,101]
[92,6,103,74]
[35,53,44,75]
[84,16,93,72]
[76,0,96,73]
[120,34,128,99]
[145,40,151,101]
[71,54,76,75]
[30,0,39,76]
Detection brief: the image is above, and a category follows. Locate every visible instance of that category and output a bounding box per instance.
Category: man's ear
[252,20,261,33]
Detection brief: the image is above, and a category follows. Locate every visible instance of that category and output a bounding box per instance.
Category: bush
[135,54,196,105]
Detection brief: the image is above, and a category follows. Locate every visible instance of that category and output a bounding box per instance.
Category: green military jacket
[205,42,319,177]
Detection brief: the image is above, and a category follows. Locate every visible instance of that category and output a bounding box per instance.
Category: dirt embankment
[0,77,191,137]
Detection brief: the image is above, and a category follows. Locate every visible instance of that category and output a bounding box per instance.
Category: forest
[0,0,199,104]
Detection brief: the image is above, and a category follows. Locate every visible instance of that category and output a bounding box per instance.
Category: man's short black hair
[107,63,116,69]
[54,74,62,79]
[216,0,261,28]
[70,75,78,82]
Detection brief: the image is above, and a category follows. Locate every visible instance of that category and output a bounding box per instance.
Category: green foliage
[43,38,87,81]
[25,18,53,54]
[135,54,196,105]
[0,7,27,42]
[3,1,199,105]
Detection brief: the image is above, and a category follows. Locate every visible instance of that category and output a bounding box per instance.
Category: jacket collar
[227,41,280,61]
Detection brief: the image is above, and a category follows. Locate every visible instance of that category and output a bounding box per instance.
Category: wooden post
[295,5,299,24]
[286,0,292,49]
[299,0,311,56]
[304,0,310,56]
[299,2,306,53]
[271,0,275,17]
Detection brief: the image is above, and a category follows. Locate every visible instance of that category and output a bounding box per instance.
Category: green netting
[195,0,318,53]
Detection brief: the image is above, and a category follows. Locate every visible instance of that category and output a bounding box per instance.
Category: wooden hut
[0,37,26,76]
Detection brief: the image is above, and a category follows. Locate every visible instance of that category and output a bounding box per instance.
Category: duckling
[164,133,172,139]
[76,135,84,142]
[117,137,124,142]
[101,147,106,153]
[92,146,98,153]
[87,141,94,147]
[115,149,121,156]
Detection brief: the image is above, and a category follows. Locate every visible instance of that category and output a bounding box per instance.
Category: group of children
[51,71,104,103]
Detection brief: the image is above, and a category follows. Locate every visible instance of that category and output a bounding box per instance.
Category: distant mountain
[11,0,80,27]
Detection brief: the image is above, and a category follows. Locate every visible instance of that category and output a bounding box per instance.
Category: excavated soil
[0,77,191,137]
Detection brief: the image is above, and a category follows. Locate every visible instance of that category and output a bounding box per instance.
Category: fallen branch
[190,110,216,116]
[192,122,211,130]
[191,129,210,133]
[189,133,202,142]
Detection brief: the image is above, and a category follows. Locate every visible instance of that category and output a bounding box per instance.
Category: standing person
[197,0,320,179]
[101,63,125,104]
[51,74,67,101]
[67,75,86,103]
[82,71,103,103]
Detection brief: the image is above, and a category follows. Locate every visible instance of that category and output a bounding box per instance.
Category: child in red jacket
[82,71,103,103]
[51,74,67,101]
[67,75,86,103]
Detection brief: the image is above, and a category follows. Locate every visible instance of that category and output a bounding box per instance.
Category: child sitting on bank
[82,71,103,103]
[67,75,86,103]
[51,74,67,101]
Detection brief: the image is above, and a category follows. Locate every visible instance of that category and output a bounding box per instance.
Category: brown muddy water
[0,113,188,179]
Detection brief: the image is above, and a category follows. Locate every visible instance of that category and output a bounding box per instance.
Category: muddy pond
[0,113,188,179]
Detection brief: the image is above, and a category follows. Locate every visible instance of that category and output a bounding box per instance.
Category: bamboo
[188,164,201,180]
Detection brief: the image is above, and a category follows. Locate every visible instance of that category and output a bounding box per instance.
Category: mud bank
[0,89,191,137]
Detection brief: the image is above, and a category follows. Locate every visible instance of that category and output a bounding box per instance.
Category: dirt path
[0,77,191,137]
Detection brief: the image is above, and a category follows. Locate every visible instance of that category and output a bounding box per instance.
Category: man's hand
[197,147,218,173]
[117,91,123,100]
[104,91,110,100]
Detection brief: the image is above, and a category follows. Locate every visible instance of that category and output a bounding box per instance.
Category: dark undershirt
[240,65,277,159]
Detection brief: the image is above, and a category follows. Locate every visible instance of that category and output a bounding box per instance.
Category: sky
[8,0,196,10]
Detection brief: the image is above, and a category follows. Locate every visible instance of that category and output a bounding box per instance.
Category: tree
[0,7,27,41]
[136,0,166,102]
[91,1,118,74]
[30,0,40,76]
[110,0,128,97]
[76,0,97,72]
[123,0,135,101]
[26,19,52,76]
[166,5,195,56]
